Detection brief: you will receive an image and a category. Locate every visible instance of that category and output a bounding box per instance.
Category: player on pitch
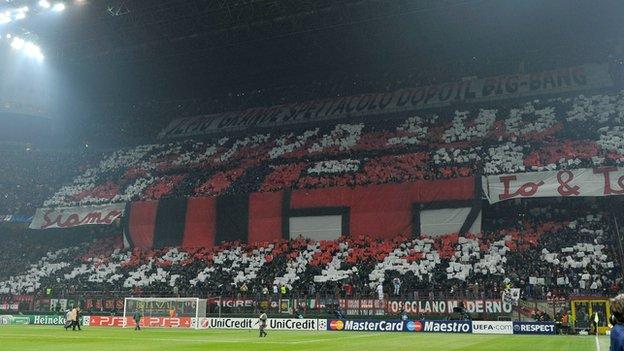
[259,310,268,338]
[133,310,142,331]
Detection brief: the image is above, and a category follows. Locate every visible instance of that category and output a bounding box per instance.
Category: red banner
[121,177,475,249]
[83,298,124,311]
[0,294,33,311]
[0,303,18,310]
[86,316,126,327]
[87,316,192,328]
[291,177,475,239]
[483,167,624,203]
[30,203,126,230]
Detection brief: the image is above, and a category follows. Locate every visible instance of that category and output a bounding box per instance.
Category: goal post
[123,297,207,329]
[206,296,222,318]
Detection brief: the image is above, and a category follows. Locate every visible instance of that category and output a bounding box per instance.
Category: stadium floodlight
[8,36,44,61]
[11,37,25,50]
[0,12,12,24]
[39,0,51,9]
[13,7,28,21]
[24,42,44,61]
[52,3,66,12]
[31,50,45,62]
[24,42,36,54]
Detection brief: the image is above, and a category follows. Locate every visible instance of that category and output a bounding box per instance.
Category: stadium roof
[1,0,622,146]
[30,0,620,105]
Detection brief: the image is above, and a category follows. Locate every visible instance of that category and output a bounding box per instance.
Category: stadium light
[8,36,45,61]
[39,0,51,9]
[21,41,44,61]
[11,37,25,50]
[33,50,44,61]
[52,3,66,12]
[0,12,12,24]
[24,42,41,58]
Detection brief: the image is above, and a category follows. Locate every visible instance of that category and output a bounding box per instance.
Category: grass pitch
[0,325,610,351]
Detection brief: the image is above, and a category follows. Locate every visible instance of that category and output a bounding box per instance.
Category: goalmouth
[123,297,207,329]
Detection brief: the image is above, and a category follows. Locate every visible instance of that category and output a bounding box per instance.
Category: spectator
[393,277,401,296]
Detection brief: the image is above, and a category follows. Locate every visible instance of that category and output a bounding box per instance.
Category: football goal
[123,297,207,329]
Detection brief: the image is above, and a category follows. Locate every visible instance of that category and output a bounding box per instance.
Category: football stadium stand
[1,81,624,321]
[33,90,624,207]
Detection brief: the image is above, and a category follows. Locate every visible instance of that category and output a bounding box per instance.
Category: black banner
[159,64,612,137]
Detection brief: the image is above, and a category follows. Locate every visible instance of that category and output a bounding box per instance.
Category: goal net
[123,297,207,329]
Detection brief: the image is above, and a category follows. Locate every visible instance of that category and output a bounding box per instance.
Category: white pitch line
[0,333,244,343]
[595,334,601,351]
[288,333,378,344]
[0,331,376,345]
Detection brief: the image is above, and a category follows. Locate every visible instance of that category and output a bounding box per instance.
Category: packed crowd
[0,73,623,317]
[40,90,624,208]
[0,146,99,215]
[0,199,620,303]
[0,225,121,282]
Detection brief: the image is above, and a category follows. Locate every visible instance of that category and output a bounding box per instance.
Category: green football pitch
[0,325,611,351]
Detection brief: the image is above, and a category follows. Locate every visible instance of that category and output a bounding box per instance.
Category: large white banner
[289,215,342,241]
[30,203,126,230]
[420,208,481,236]
[483,167,624,204]
[197,317,322,331]
[160,64,612,137]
